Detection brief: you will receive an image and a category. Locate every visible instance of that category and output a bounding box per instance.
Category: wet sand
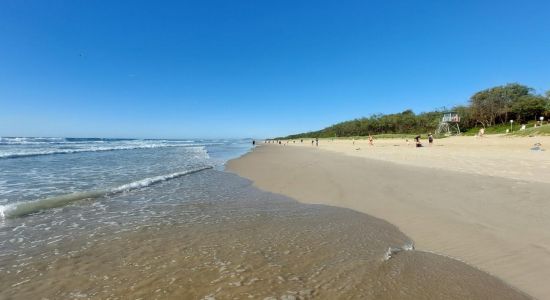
[0,170,530,299]
[227,142,550,299]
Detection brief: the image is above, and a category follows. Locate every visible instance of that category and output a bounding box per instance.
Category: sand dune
[227,137,550,299]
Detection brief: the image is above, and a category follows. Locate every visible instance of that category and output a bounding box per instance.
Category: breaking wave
[0,166,213,218]
[0,145,205,159]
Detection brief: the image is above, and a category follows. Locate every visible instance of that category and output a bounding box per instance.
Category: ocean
[0,137,529,299]
[0,137,251,218]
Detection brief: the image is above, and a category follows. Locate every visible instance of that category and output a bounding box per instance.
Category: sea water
[0,137,530,299]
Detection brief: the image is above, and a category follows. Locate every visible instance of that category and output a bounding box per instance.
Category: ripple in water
[0,170,530,299]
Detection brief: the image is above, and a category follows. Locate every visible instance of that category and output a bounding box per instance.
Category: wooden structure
[435,112,461,136]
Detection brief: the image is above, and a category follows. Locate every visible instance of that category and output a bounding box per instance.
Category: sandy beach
[227,136,550,299]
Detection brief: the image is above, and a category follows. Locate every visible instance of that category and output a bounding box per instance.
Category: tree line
[281,83,550,139]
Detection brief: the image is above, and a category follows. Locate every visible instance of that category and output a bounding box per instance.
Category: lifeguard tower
[435,112,461,136]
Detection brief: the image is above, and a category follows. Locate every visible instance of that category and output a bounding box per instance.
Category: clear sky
[1,0,549,138]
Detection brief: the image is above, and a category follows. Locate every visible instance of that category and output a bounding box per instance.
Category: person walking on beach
[428,134,433,146]
[315,138,319,147]
[252,140,256,146]
[311,140,314,146]
[368,135,374,146]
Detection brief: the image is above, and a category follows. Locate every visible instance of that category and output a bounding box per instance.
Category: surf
[0,166,213,218]
[0,144,204,159]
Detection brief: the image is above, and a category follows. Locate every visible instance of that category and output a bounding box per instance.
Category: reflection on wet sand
[0,171,530,299]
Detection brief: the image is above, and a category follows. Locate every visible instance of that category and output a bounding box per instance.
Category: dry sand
[289,135,550,184]
[227,136,550,299]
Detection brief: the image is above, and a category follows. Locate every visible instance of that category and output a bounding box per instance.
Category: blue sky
[1,0,549,138]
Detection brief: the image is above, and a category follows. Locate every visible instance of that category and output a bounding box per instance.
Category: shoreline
[227,140,550,299]
[2,169,530,299]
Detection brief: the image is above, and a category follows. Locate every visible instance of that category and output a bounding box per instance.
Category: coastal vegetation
[282,83,550,139]
[510,124,550,136]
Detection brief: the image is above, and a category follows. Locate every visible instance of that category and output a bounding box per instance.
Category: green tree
[543,91,550,118]
[470,83,531,127]
[452,105,475,129]
[511,95,547,122]
[278,83,543,140]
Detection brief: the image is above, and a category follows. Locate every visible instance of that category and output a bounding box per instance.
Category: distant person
[531,143,545,151]
[368,135,374,146]
[278,140,281,145]
[252,140,256,146]
[301,139,303,143]
[415,135,423,147]
[311,140,314,146]
[428,134,433,146]
[315,138,319,146]
[478,128,485,137]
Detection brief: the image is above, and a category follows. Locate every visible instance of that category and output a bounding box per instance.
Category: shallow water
[0,138,249,210]
[0,138,530,299]
[0,169,529,299]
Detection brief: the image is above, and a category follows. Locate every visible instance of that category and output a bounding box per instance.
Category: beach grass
[461,121,548,136]
[509,124,550,136]
[462,124,512,136]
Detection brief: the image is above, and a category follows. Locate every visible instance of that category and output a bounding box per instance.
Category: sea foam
[0,166,213,218]
[383,242,415,261]
[0,144,205,159]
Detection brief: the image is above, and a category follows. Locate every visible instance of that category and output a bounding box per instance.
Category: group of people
[363,133,434,148]
[405,133,434,147]
[264,140,281,144]
[264,138,319,146]
[265,134,436,148]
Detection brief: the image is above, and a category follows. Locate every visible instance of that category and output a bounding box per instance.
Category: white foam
[0,204,8,218]
[383,242,415,261]
[111,168,210,193]
[0,145,206,159]
[0,137,66,145]
[0,166,213,218]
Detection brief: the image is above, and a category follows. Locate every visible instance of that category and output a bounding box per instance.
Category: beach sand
[1,170,529,299]
[227,136,550,299]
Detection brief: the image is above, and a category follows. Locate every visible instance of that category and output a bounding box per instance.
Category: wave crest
[0,166,213,218]
[0,145,206,159]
